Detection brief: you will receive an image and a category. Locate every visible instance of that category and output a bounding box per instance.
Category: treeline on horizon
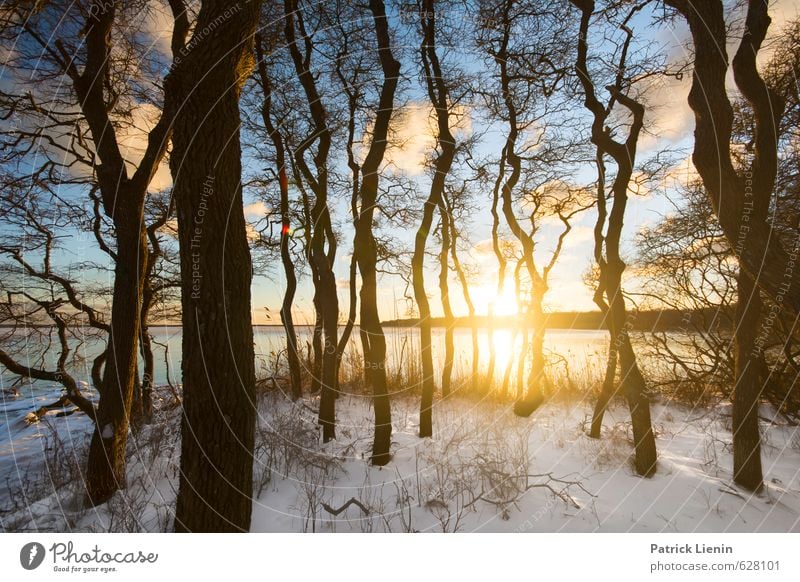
[383,307,735,332]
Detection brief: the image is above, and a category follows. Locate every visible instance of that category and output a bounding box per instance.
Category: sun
[471,283,520,317]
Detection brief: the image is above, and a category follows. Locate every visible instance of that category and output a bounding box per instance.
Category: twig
[321,497,370,516]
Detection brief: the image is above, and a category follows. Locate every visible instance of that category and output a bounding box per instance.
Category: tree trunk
[449,227,478,392]
[168,0,260,532]
[414,0,457,435]
[85,217,147,505]
[514,290,546,416]
[666,0,783,490]
[254,37,302,401]
[138,284,156,424]
[316,269,339,442]
[606,262,657,476]
[356,234,392,464]
[355,0,400,465]
[571,0,656,475]
[412,209,436,437]
[282,0,339,440]
[588,147,616,439]
[589,338,617,439]
[439,210,455,398]
[310,309,323,394]
[336,249,359,388]
[279,167,302,401]
[486,303,496,392]
[732,272,765,491]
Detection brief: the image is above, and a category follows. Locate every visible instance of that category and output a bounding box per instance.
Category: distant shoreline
[2,308,730,332]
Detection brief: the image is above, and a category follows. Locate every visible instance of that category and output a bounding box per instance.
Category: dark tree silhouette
[412,0,459,438]
[169,0,262,532]
[0,0,187,504]
[253,30,302,401]
[571,0,657,476]
[282,0,340,441]
[354,0,401,465]
[665,0,791,491]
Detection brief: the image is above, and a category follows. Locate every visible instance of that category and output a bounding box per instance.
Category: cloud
[243,201,269,218]
[563,226,594,249]
[472,237,521,261]
[639,74,694,152]
[661,154,699,188]
[360,101,472,175]
[114,102,173,192]
[245,221,261,243]
[133,2,175,61]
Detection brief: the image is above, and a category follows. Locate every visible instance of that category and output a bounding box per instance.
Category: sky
[4,0,799,326]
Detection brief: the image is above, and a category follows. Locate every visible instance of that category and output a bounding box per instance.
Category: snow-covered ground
[2,388,800,532]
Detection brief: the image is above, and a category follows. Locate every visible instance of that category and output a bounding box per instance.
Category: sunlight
[471,284,519,317]
[487,328,518,377]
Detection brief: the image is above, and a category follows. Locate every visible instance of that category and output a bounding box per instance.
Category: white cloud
[243,201,269,218]
[360,101,472,175]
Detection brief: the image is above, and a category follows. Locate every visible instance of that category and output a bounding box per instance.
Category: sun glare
[472,284,519,317]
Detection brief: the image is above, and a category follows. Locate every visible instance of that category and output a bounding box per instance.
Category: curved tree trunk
[588,149,616,439]
[333,37,364,395]
[605,262,657,476]
[355,0,400,465]
[514,290,546,416]
[439,208,455,398]
[282,0,339,441]
[254,36,302,401]
[571,0,657,476]
[278,169,302,401]
[137,278,156,426]
[413,0,457,436]
[169,0,260,532]
[412,200,438,437]
[311,311,323,394]
[666,0,785,490]
[589,341,617,439]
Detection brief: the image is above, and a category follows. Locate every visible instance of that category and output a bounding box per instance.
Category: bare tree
[478,0,585,414]
[410,0,459,438]
[664,0,796,490]
[354,0,401,465]
[0,0,188,503]
[282,0,340,441]
[447,181,481,392]
[0,186,103,423]
[252,27,302,401]
[570,0,657,476]
[326,0,376,392]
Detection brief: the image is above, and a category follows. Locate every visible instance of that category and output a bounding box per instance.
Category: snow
[2,388,800,532]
